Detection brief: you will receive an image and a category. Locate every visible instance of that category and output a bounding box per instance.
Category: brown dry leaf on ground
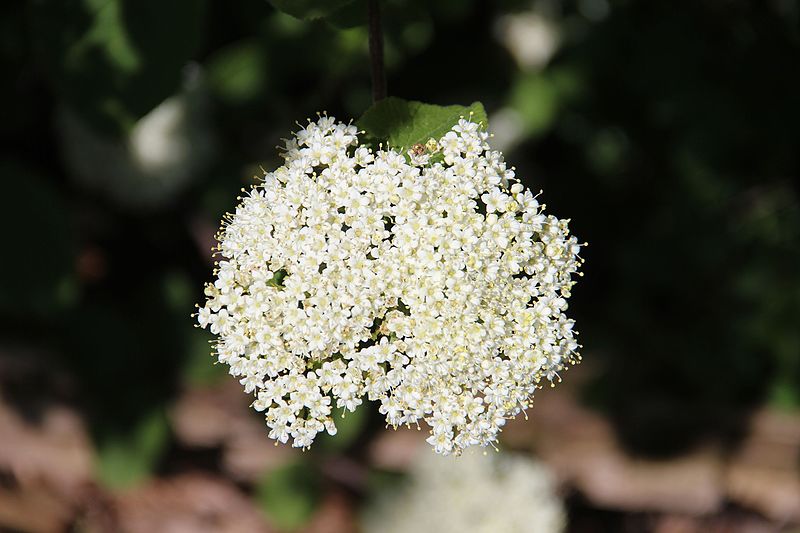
[102,473,273,533]
[726,410,800,524]
[170,379,254,448]
[367,426,427,471]
[504,365,724,514]
[0,392,94,532]
[503,363,800,526]
[0,483,77,533]
[0,402,94,491]
[651,512,784,533]
[170,380,296,481]
[566,445,725,515]
[301,490,358,533]
[223,428,298,483]
[727,464,800,526]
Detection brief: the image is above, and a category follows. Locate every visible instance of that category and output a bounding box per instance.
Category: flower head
[362,449,566,533]
[197,115,583,454]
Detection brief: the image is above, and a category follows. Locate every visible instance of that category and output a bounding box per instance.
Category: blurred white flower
[487,107,526,154]
[495,11,560,70]
[58,65,215,208]
[362,450,566,533]
[197,115,583,454]
[128,97,191,176]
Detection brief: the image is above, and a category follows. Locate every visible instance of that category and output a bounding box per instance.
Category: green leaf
[256,460,321,530]
[316,405,367,452]
[267,269,288,288]
[96,409,170,489]
[267,0,356,21]
[357,97,488,151]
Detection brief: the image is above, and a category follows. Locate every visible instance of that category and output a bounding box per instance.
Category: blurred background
[1,0,799,531]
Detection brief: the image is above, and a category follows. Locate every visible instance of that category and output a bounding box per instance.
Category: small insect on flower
[197,114,584,454]
[410,143,426,156]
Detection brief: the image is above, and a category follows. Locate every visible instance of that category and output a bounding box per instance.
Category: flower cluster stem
[368,0,386,103]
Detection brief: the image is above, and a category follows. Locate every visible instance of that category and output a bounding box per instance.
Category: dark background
[1,0,798,531]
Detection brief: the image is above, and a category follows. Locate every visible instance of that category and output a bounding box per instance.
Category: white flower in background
[58,65,215,208]
[362,450,566,533]
[197,114,583,454]
[494,11,560,70]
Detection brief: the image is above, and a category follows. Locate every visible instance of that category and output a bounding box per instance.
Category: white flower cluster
[362,450,566,533]
[197,114,583,454]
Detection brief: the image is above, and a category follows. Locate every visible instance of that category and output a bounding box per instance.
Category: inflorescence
[197,115,583,454]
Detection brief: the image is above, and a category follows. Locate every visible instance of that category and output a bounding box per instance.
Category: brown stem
[368,0,386,102]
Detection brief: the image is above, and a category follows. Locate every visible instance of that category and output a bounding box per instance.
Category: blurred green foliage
[96,408,170,488]
[0,160,76,316]
[1,1,799,520]
[534,1,800,453]
[31,0,208,134]
[267,0,356,21]
[316,405,369,452]
[256,460,322,530]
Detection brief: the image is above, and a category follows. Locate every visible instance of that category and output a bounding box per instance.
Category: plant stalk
[368,0,386,102]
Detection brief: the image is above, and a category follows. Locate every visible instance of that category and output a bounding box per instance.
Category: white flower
[362,450,566,533]
[58,67,215,208]
[197,115,583,453]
